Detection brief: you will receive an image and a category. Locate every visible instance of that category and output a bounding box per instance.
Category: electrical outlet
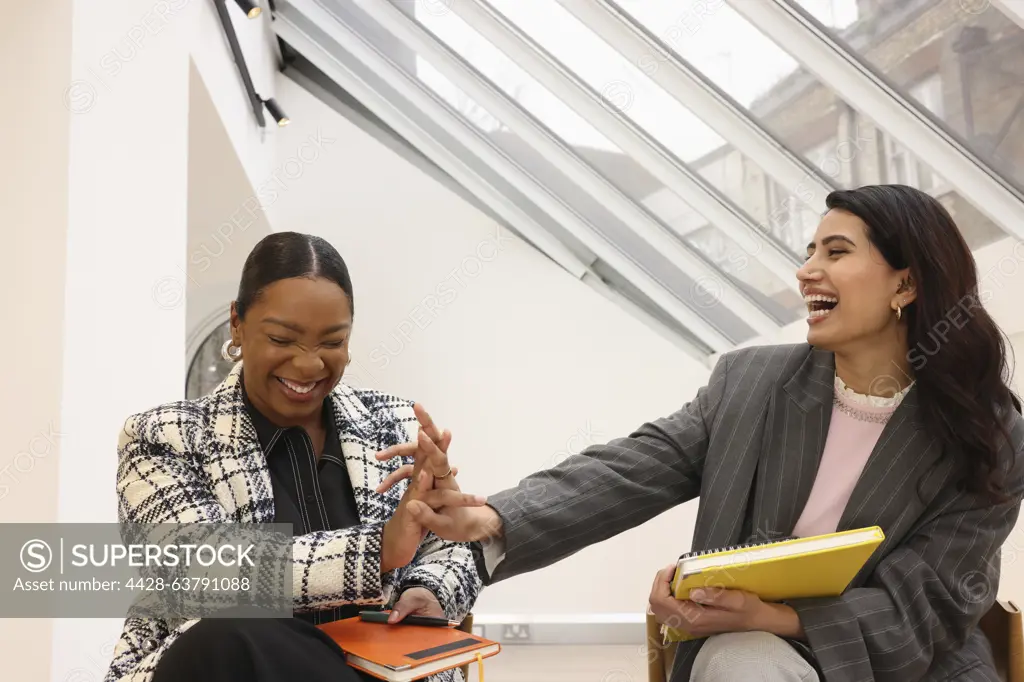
[502,624,531,641]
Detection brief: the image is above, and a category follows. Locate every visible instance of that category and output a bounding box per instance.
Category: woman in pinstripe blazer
[385,185,1024,681]
[104,232,484,682]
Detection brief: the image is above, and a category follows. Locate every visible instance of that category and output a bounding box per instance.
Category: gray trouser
[690,632,820,682]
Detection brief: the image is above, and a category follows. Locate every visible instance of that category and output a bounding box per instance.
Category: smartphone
[359,610,459,627]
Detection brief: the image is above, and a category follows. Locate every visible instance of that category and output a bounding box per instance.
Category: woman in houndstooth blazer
[103,232,484,682]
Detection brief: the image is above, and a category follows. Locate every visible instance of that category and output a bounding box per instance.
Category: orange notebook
[318,616,501,681]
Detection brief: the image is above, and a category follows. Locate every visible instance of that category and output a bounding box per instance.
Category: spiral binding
[678,535,799,561]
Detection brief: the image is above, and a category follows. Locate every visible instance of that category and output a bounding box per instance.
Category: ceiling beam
[355,0,785,336]
[276,2,735,352]
[273,15,587,282]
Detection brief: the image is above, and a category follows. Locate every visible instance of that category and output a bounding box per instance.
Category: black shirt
[240,375,369,625]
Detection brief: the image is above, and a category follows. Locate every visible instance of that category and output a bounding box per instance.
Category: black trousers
[151,618,378,682]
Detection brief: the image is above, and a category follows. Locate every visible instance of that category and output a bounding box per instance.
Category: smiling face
[229,276,352,428]
[797,208,915,352]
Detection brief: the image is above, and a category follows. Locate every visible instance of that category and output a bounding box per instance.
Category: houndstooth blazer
[103,362,481,682]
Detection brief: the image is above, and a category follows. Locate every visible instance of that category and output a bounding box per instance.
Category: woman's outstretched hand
[376,404,504,545]
[380,466,488,573]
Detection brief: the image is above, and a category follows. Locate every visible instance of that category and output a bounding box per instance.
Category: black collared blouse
[240,377,369,625]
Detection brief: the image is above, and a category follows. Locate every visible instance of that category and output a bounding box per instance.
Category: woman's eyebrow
[821,235,856,247]
[262,317,351,335]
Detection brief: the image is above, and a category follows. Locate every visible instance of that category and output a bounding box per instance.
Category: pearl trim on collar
[834,374,913,409]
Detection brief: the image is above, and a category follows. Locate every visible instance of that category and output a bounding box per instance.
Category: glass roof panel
[418,71,787,338]
[320,5,760,340]
[619,0,861,188]
[280,0,1024,353]
[475,0,822,256]
[280,1,745,350]
[792,0,1024,194]
[407,3,805,324]
[616,0,1011,250]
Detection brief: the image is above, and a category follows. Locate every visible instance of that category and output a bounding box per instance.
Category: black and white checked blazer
[483,343,1024,682]
[103,362,481,682]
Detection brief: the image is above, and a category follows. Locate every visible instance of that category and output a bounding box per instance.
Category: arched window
[185,319,236,399]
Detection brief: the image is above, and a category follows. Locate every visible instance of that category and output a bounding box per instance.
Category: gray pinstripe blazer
[483,343,1024,682]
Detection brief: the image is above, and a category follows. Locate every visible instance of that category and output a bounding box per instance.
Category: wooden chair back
[457,614,475,680]
[980,600,1024,682]
[645,600,1023,682]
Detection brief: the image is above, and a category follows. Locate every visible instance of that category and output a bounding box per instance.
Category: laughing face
[797,209,914,351]
[229,276,351,428]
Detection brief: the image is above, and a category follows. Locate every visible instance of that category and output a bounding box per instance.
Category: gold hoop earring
[896,305,902,321]
[221,339,242,362]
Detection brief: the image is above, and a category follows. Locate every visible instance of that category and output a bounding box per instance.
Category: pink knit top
[791,375,913,538]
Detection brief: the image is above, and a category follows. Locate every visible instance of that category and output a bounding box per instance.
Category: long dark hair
[825,185,1019,501]
[235,231,354,319]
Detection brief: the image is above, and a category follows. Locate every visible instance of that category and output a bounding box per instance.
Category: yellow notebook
[663,526,885,642]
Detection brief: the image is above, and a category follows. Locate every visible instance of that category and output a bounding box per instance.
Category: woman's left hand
[648,564,804,639]
[388,587,445,624]
[376,404,454,494]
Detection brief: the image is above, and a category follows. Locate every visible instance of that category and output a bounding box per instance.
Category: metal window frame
[444,0,803,299]
[272,16,585,281]
[728,0,1024,242]
[351,0,787,336]
[285,52,613,280]
[992,0,1024,32]
[276,1,735,352]
[556,0,837,218]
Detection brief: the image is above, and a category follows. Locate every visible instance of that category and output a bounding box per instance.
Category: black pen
[360,610,459,627]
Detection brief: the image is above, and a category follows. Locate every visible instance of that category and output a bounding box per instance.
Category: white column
[0,3,73,681]
[50,1,192,680]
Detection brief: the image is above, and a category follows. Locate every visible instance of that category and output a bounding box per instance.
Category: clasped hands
[377,403,501,624]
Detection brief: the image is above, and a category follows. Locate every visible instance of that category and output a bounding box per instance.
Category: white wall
[998,328,1024,602]
[1,3,72,680]
[263,72,711,617]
